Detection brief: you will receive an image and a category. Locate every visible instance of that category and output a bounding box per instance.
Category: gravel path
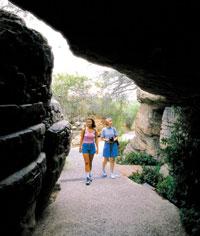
[33,146,187,236]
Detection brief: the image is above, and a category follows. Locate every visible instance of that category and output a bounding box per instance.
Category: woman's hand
[114,137,118,141]
[96,148,99,154]
[79,147,82,153]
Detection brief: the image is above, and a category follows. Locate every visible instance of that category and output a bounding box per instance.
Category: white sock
[86,172,90,178]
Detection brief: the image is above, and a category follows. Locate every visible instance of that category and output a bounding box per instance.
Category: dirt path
[32,147,187,236]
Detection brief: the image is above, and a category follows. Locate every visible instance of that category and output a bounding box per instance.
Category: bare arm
[102,137,109,141]
[101,129,109,142]
[95,130,99,154]
[79,129,85,153]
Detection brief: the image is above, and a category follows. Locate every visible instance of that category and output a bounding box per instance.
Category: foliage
[52,74,91,120]
[160,106,200,235]
[142,165,163,186]
[128,106,200,235]
[118,140,129,156]
[180,207,200,236]
[118,151,159,165]
[52,73,140,134]
[129,172,144,184]
[116,140,129,164]
[99,70,136,99]
[129,165,162,186]
[124,102,140,129]
[156,176,176,203]
[129,166,176,204]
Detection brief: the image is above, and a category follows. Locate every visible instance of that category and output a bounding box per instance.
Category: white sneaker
[102,171,107,177]
[85,177,91,185]
[110,173,116,179]
[89,173,93,181]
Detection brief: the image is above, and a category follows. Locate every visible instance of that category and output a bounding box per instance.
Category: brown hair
[86,118,96,128]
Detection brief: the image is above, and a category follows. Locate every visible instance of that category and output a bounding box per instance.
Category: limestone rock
[125,102,165,157]
[160,107,178,148]
[50,98,64,123]
[137,88,167,105]
[159,164,170,178]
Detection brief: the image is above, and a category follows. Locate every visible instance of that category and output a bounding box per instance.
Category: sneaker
[102,171,107,177]
[110,173,116,179]
[85,177,91,185]
[89,173,93,182]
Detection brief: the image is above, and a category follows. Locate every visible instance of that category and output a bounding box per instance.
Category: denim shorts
[82,143,96,154]
[103,142,118,158]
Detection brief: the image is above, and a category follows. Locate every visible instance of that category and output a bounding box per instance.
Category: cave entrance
[0,3,188,236]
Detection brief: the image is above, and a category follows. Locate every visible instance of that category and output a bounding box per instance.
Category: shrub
[142,165,163,186]
[117,140,128,157]
[180,207,200,236]
[160,106,200,235]
[129,172,144,184]
[156,176,176,203]
[119,151,159,165]
[129,165,163,186]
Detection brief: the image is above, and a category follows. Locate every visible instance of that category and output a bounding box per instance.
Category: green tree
[52,72,140,134]
[52,73,91,120]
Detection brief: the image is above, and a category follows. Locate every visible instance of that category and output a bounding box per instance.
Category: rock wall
[125,88,167,157]
[0,11,71,235]
[159,107,178,148]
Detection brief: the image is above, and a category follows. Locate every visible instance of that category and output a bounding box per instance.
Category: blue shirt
[101,127,118,139]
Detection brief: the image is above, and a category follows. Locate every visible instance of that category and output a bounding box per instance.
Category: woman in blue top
[101,117,119,179]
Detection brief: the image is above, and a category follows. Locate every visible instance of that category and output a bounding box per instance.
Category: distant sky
[23,13,113,78]
[1,1,112,77]
[0,0,8,7]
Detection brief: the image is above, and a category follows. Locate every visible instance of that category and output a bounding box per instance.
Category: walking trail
[33,144,187,236]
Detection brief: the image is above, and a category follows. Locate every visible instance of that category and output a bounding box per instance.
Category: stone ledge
[0,123,46,180]
[0,102,46,135]
[115,164,142,177]
[0,153,46,235]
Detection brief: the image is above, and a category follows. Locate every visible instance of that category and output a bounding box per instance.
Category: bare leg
[83,153,90,173]
[102,157,108,172]
[83,153,92,185]
[109,157,115,174]
[89,154,94,175]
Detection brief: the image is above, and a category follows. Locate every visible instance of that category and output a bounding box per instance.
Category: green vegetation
[117,150,176,202]
[117,140,129,159]
[159,107,200,235]
[127,107,200,235]
[52,73,140,134]
[156,176,176,203]
[129,166,176,204]
[129,165,162,186]
[118,151,159,165]
[53,74,200,234]
[123,102,140,129]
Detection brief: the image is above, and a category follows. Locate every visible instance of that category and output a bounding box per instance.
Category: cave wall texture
[10,1,200,104]
[1,1,200,235]
[0,10,72,235]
